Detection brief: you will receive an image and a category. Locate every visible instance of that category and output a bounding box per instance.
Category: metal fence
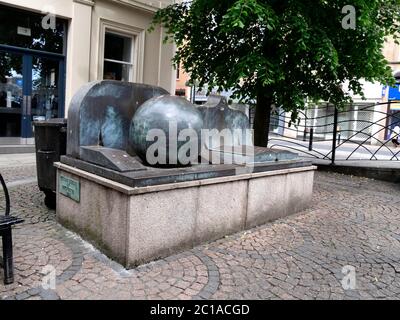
[250,102,400,163]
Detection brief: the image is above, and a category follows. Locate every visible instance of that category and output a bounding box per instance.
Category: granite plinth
[55,160,316,267]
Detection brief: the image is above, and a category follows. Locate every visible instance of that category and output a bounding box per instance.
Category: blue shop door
[0,51,24,140]
[0,50,65,141]
[0,52,35,140]
[21,55,33,139]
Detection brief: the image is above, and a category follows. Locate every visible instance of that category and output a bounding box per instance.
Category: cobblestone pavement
[1,164,400,300]
[1,164,37,184]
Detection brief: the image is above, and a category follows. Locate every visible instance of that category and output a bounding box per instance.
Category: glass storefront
[0,51,23,138]
[32,56,61,121]
[0,4,67,144]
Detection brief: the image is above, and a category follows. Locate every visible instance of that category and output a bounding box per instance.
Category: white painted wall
[343,80,384,103]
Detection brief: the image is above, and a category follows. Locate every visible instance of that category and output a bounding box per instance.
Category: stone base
[55,162,316,268]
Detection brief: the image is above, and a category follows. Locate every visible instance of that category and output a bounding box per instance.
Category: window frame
[103,31,134,82]
[98,19,145,83]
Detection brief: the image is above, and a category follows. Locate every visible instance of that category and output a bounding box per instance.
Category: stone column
[65,0,94,111]
[158,27,176,94]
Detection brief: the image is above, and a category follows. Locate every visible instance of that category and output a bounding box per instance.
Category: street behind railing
[255,102,400,163]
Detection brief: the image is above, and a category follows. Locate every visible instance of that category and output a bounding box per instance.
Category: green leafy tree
[152,0,400,146]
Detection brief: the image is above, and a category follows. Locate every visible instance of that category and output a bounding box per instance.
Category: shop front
[0,4,67,145]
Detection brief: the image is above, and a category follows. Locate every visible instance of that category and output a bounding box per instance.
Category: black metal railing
[252,102,400,163]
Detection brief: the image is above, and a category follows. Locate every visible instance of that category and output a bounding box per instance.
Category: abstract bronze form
[62,80,300,187]
[129,95,204,166]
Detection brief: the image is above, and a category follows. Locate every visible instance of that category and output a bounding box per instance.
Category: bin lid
[33,118,67,127]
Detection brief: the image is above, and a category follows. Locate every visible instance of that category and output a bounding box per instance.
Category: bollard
[309,128,314,151]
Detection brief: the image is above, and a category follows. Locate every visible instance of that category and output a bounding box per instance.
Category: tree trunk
[253,89,272,147]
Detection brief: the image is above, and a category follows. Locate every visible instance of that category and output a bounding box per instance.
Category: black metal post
[386,101,392,140]
[191,85,196,104]
[331,107,339,165]
[309,128,314,151]
[2,229,14,285]
[303,128,307,142]
[0,174,10,216]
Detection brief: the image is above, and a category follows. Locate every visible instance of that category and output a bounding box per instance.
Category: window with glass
[103,32,134,81]
[0,52,23,138]
[32,56,60,121]
[0,4,66,54]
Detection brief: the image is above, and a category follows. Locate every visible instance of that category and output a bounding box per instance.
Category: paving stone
[2,168,400,300]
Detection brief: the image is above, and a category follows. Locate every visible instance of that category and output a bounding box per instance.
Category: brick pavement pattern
[1,164,400,300]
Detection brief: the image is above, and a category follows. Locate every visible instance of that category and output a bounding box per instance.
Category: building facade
[273,39,400,145]
[0,0,176,146]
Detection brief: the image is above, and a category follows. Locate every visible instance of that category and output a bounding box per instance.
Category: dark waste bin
[33,119,67,209]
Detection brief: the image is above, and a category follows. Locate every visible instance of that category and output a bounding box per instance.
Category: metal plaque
[59,175,80,203]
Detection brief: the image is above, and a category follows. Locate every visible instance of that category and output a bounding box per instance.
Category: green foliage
[151,0,400,119]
